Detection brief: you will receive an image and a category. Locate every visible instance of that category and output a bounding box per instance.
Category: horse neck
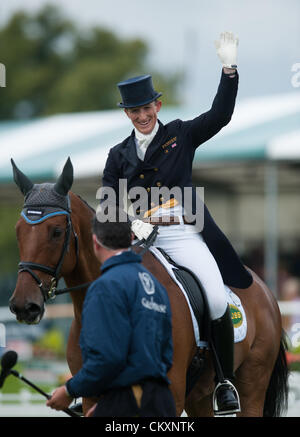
[63,192,100,316]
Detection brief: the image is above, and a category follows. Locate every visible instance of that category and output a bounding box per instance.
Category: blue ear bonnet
[21,183,71,224]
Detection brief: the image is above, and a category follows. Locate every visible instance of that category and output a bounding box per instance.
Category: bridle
[17,196,160,302]
[18,201,80,302]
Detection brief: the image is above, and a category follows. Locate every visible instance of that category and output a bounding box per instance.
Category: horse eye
[52,227,63,239]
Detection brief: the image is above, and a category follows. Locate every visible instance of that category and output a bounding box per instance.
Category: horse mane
[74,193,96,215]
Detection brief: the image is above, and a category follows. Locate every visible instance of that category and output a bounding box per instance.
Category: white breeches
[153,221,228,320]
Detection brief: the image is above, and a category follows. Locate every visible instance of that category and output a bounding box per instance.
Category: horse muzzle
[9,297,45,325]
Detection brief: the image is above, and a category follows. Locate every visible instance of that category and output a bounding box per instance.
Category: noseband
[18,203,79,302]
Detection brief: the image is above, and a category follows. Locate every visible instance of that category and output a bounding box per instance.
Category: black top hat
[117,75,162,108]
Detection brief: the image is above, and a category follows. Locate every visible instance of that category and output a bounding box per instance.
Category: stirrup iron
[212,379,241,416]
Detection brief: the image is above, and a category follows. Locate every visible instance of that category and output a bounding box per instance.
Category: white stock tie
[134,122,159,161]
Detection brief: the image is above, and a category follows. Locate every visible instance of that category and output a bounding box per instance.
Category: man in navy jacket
[47,213,175,417]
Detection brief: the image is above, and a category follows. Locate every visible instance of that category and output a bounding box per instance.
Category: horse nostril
[9,300,17,315]
[25,302,42,316]
[9,298,43,323]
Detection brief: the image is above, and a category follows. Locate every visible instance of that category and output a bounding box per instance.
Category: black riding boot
[211,305,240,415]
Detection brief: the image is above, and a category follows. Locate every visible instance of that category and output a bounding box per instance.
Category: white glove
[215,31,239,69]
[132,219,155,240]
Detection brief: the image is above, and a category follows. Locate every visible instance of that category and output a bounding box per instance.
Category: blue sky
[0,0,299,106]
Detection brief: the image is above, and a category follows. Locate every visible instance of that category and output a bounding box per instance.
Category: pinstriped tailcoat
[101,71,252,288]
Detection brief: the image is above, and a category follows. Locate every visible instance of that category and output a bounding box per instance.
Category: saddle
[135,227,247,398]
[154,247,211,397]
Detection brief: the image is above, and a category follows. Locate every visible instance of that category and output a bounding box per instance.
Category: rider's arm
[101,147,156,239]
[99,147,132,222]
[223,67,237,76]
[101,148,122,206]
[182,69,238,148]
[181,31,239,148]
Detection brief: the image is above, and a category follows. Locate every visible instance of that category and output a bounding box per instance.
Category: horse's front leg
[66,317,98,416]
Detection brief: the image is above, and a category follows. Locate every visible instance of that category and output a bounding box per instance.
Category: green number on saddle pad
[229,304,243,328]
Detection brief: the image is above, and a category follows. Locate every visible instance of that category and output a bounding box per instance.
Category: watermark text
[0,63,6,87]
[0,323,6,347]
[291,323,300,348]
[291,63,300,88]
[96,180,204,231]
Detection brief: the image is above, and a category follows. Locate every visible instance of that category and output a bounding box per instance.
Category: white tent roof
[0,91,299,182]
[269,129,300,160]
[193,92,300,163]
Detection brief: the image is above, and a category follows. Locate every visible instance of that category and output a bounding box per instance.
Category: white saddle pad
[149,247,247,347]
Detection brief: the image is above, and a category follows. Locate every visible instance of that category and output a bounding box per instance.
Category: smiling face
[125,100,162,135]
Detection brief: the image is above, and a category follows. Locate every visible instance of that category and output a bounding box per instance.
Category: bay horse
[9,158,289,417]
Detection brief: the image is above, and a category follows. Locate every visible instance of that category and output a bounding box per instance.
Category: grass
[1,362,55,397]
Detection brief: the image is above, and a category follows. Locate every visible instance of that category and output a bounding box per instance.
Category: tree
[0,5,179,119]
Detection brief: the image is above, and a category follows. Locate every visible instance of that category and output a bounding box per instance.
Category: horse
[9,158,289,417]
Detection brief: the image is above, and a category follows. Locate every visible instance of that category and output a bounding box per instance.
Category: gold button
[156,182,162,187]
[154,168,158,171]
[146,187,151,192]
[164,149,169,154]
[139,174,144,179]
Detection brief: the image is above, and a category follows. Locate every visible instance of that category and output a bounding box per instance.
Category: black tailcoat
[101,71,252,288]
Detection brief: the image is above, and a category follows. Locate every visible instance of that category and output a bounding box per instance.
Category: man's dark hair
[92,208,132,250]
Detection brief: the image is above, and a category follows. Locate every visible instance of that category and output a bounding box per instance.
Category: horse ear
[54,157,73,196]
[11,159,34,196]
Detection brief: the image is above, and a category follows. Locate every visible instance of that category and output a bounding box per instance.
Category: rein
[132,225,159,256]
[52,225,159,297]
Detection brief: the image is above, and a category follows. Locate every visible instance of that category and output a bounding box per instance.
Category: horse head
[9,158,77,324]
